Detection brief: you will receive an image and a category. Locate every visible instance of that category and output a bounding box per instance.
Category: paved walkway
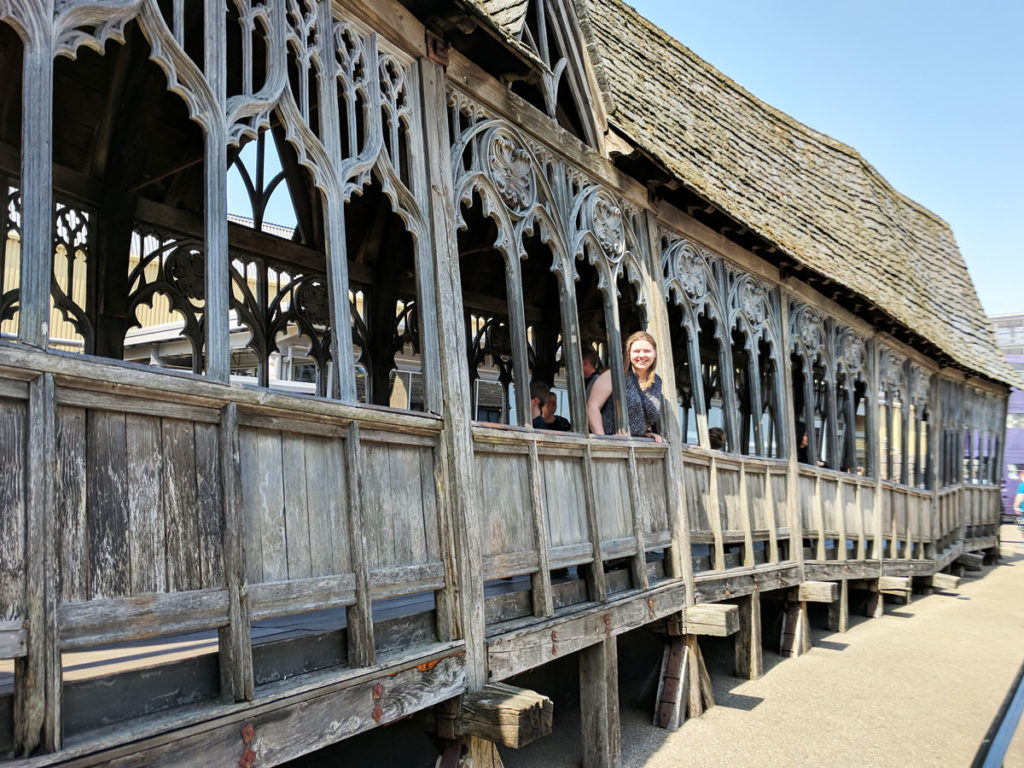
[504,525,1024,768]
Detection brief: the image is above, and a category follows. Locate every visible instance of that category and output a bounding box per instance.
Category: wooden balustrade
[0,349,1009,758]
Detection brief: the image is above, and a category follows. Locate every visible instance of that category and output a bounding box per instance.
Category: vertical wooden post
[16,9,53,349]
[601,278,628,434]
[626,447,650,590]
[18,373,56,754]
[202,1,229,382]
[419,59,487,689]
[828,578,849,633]
[582,444,608,602]
[780,591,810,658]
[527,441,554,617]
[344,421,375,667]
[778,291,805,572]
[747,344,765,456]
[218,403,253,702]
[870,338,885,560]
[641,210,693,591]
[580,638,620,768]
[557,268,588,434]
[734,588,763,680]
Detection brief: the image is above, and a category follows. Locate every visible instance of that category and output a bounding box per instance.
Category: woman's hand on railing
[645,431,663,444]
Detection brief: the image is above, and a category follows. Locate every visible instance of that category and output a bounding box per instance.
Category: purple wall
[1002,355,1024,514]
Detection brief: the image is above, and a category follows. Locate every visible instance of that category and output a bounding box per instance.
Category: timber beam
[955,552,985,571]
[24,647,466,767]
[682,604,740,637]
[653,634,714,731]
[460,684,553,749]
[486,581,687,681]
[779,591,811,658]
[878,576,912,602]
[928,572,961,591]
[798,581,839,603]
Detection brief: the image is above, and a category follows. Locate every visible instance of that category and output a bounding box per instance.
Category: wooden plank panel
[162,419,201,592]
[637,458,669,536]
[238,427,264,583]
[0,398,25,620]
[591,458,632,541]
[55,406,87,603]
[770,473,788,518]
[86,409,129,599]
[684,463,710,533]
[717,467,743,533]
[799,474,817,533]
[282,433,312,580]
[304,435,349,576]
[361,442,395,570]
[125,414,164,595]
[194,422,224,589]
[476,452,531,558]
[388,444,424,565]
[541,457,588,548]
[420,448,441,562]
[820,478,839,533]
[746,469,768,531]
[842,483,859,533]
[255,429,287,582]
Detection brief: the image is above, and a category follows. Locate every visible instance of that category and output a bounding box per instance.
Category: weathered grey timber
[0,0,1013,765]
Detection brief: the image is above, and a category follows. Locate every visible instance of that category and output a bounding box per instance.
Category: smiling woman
[587,330,663,441]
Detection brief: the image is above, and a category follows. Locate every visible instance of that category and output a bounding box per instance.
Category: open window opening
[0,24,21,341]
[699,312,728,446]
[522,231,572,430]
[459,193,518,424]
[573,253,610,431]
[40,22,210,372]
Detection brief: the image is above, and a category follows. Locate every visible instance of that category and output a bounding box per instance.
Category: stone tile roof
[569,0,1013,386]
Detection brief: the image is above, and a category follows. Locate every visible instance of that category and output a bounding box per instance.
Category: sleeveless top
[600,370,663,437]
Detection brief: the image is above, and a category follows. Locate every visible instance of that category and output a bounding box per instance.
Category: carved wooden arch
[877,346,907,403]
[788,301,832,379]
[726,267,782,355]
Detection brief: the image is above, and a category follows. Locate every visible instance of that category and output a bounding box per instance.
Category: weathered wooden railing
[472,427,674,625]
[0,345,1008,761]
[0,349,465,759]
[683,451,790,572]
[797,467,877,562]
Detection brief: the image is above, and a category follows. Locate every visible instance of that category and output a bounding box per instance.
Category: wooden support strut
[779,590,811,658]
[682,603,740,637]
[928,572,961,591]
[798,580,839,603]
[734,589,763,680]
[654,628,715,731]
[460,683,553,749]
[956,551,985,571]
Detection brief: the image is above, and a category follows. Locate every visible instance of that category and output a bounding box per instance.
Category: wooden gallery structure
[0,0,1014,765]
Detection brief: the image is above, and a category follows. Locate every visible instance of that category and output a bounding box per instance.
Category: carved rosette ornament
[591,192,625,258]
[789,303,823,358]
[296,279,330,327]
[487,131,534,213]
[878,348,905,397]
[167,247,206,302]
[835,330,866,380]
[908,364,930,408]
[739,278,767,331]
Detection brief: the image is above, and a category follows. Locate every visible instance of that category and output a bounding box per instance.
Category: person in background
[529,381,549,426]
[708,427,726,450]
[1014,469,1024,515]
[534,391,571,431]
[587,331,663,443]
[582,347,601,397]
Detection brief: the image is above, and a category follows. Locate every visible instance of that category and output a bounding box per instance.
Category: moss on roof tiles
[575,0,1013,385]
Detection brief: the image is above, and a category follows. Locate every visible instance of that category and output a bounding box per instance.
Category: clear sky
[627,0,1023,317]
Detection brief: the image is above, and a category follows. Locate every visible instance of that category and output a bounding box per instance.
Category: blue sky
[627,0,1023,317]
